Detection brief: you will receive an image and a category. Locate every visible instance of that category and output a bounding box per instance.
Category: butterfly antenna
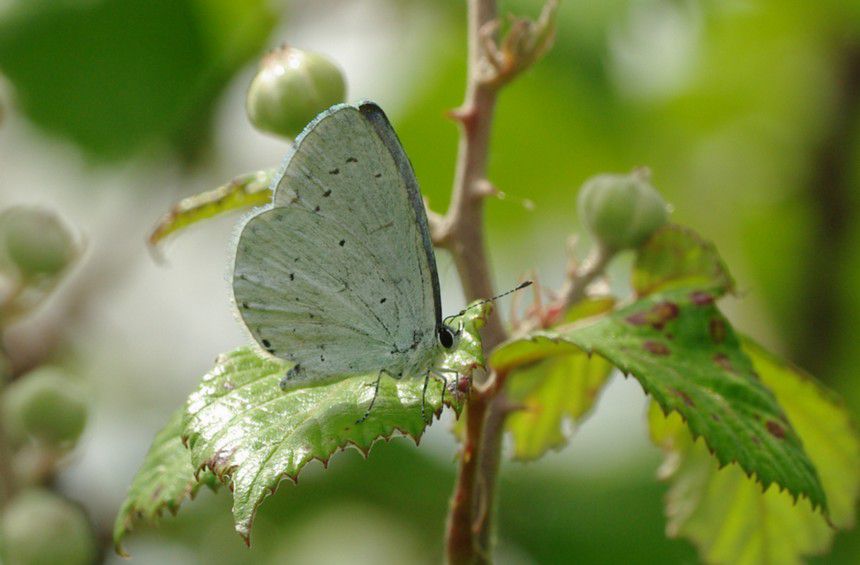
[443,281,533,325]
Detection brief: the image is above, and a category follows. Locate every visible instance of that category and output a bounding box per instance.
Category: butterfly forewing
[233,104,441,385]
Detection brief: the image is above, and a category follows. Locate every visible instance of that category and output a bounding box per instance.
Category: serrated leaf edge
[113,454,218,556]
[498,332,829,516]
[184,410,451,543]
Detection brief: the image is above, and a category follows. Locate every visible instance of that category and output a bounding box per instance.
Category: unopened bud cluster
[246,45,346,139]
[0,207,77,279]
[577,168,668,253]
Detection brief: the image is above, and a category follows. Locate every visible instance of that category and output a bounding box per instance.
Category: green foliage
[742,340,859,529]
[494,224,828,517]
[172,305,486,543]
[650,340,860,564]
[113,409,218,556]
[504,352,612,460]
[497,289,826,512]
[148,169,275,251]
[571,290,825,511]
[632,224,735,298]
[0,0,275,160]
[501,296,615,460]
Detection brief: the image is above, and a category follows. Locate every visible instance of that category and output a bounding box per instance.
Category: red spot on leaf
[690,291,714,306]
[670,387,695,407]
[207,447,235,472]
[709,318,727,344]
[644,340,670,356]
[766,420,786,439]
[457,376,472,394]
[150,485,165,501]
[626,301,680,330]
[713,353,734,373]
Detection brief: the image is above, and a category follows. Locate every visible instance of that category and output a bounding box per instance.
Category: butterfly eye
[438,325,456,349]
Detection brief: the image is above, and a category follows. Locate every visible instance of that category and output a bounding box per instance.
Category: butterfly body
[232,102,455,391]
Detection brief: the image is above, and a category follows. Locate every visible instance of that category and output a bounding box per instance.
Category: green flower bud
[2,367,87,448]
[1,489,96,565]
[246,45,347,139]
[577,168,669,252]
[0,207,77,280]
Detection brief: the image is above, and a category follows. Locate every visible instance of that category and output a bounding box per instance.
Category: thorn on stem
[447,106,478,133]
[474,179,498,198]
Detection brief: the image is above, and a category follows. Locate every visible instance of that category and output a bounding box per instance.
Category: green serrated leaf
[562,295,616,323]
[113,408,218,556]
[505,352,612,460]
[493,297,616,372]
[148,168,275,251]
[649,340,858,563]
[182,305,487,542]
[495,289,827,514]
[633,224,735,298]
[498,296,615,460]
[650,406,829,565]
[742,339,859,528]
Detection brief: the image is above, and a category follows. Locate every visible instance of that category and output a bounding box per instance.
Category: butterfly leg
[356,370,387,424]
[421,372,431,422]
[434,368,464,402]
[429,373,449,407]
[424,369,462,420]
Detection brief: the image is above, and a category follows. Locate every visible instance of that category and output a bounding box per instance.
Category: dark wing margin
[358,102,443,330]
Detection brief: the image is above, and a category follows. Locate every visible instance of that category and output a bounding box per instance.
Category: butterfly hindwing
[233,103,441,385]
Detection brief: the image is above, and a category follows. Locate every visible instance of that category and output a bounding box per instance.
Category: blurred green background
[1,0,858,562]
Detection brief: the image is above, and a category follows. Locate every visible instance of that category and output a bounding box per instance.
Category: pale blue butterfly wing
[233,103,447,388]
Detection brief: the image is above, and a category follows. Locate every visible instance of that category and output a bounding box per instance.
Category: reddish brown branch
[442,0,503,562]
[443,0,562,561]
[446,393,490,564]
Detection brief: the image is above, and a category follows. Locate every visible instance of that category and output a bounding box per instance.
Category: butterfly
[232,102,462,420]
